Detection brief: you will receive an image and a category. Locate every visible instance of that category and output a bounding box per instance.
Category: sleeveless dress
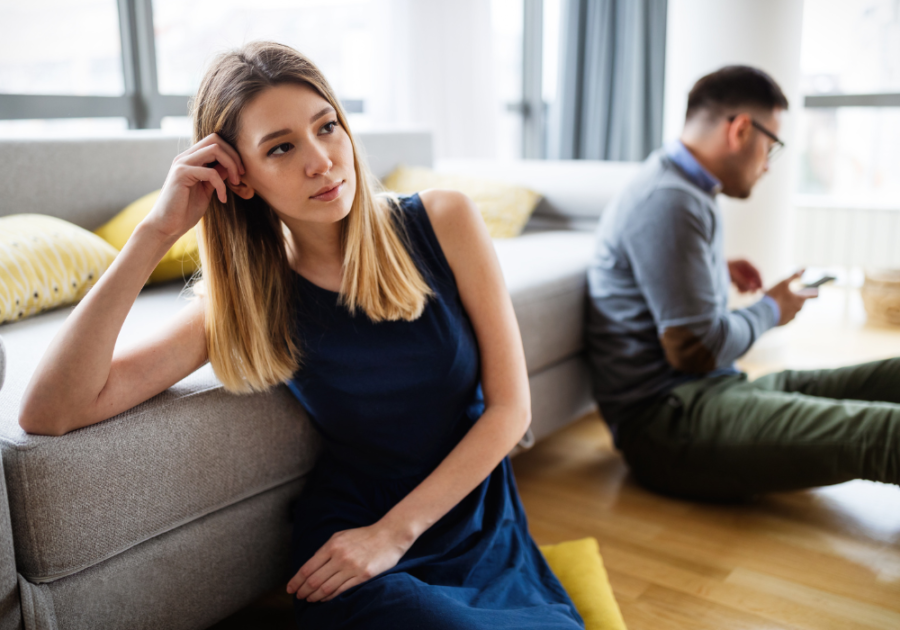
[286,193,584,629]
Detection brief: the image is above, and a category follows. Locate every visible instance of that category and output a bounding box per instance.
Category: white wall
[663,0,805,287]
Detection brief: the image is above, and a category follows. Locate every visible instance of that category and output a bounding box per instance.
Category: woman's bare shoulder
[416,189,484,257]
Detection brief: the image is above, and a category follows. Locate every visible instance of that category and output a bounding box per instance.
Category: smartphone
[803,275,836,289]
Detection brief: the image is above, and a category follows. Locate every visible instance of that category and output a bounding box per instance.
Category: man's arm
[622,188,778,373]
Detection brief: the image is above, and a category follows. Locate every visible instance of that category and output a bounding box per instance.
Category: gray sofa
[0,131,640,630]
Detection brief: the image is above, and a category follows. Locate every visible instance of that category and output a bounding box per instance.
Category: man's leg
[619,373,900,501]
[752,357,900,403]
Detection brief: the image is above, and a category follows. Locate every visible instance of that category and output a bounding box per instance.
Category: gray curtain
[551,0,667,161]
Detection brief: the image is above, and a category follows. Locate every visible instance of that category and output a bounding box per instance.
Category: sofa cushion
[0,282,321,583]
[435,158,642,232]
[495,231,596,374]
[382,165,541,238]
[94,189,201,284]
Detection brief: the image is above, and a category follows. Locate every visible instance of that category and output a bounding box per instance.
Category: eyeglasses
[728,115,785,161]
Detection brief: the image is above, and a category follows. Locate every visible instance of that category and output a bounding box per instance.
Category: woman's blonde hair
[191,41,433,394]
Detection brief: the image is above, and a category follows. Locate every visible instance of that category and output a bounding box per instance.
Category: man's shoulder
[613,154,712,221]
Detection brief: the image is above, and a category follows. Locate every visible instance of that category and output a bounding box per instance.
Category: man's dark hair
[686,65,788,121]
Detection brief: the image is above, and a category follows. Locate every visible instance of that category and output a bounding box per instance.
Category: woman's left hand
[287,523,413,603]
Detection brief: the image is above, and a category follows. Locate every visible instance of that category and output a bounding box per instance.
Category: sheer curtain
[368,0,500,159]
[549,0,667,161]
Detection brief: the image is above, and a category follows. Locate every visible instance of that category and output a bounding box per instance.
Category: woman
[20,42,584,629]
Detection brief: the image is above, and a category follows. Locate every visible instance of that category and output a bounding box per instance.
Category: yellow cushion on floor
[94,190,199,284]
[539,537,627,630]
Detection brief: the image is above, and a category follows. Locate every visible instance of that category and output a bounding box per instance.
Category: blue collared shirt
[665,139,723,195]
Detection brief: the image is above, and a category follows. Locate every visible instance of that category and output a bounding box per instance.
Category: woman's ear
[228,178,256,200]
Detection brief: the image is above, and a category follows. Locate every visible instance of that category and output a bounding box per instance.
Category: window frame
[0,0,188,129]
[805,94,900,108]
[0,0,365,131]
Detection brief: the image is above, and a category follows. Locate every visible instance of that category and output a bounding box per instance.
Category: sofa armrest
[0,337,23,629]
[0,449,22,630]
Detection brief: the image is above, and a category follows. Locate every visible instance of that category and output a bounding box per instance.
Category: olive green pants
[618,358,900,501]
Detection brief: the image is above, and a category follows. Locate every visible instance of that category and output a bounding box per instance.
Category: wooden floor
[213,286,900,629]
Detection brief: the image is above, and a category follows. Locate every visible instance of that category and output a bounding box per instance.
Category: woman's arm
[288,189,530,602]
[18,134,244,435]
[380,188,531,533]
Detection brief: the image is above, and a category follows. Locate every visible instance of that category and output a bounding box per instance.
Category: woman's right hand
[145,133,246,241]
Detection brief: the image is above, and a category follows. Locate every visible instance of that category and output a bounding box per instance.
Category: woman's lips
[311,181,343,202]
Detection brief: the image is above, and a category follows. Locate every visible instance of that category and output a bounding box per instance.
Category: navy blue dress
[286,194,584,629]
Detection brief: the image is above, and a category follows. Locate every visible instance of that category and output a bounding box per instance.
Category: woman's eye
[268,142,293,156]
[321,120,338,134]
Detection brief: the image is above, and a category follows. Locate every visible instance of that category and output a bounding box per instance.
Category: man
[586,65,899,500]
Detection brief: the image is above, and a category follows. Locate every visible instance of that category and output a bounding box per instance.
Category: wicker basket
[862,269,900,326]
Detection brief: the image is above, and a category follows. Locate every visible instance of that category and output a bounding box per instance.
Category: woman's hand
[287,523,414,603]
[145,133,245,242]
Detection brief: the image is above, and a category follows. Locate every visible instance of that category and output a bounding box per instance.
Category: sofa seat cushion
[494,231,596,374]
[0,282,320,583]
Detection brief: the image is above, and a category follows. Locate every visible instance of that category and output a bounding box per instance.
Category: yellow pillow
[94,190,199,284]
[540,537,628,630]
[382,165,541,238]
[0,214,119,324]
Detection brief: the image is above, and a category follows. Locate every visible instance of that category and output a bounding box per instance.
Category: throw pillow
[539,537,628,630]
[94,190,200,284]
[0,214,119,324]
[382,165,541,238]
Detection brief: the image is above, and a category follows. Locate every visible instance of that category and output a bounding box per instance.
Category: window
[152,0,374,100]
[0,0,525,158]
[801,0,900,95]
[794,0,900,274]
[0,0,124,96]
[0,0,385,134]
[797,0,900,200]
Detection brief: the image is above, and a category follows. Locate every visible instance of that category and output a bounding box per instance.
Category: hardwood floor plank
[726,568,900,629]
[629,585,798,630]
[604,567,652,602]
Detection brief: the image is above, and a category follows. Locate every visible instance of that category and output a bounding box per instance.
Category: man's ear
[726,113,752,151]
[227,179,256,200]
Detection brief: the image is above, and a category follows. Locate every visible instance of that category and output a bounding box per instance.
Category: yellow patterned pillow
[540,537,628,630]
[0,214,119,324]
[94,190,200,284]
[382,166,541,238]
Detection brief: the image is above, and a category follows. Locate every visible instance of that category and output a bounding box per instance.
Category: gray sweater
[586,148,778,433]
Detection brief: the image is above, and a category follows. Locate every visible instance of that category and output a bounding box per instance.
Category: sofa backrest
[0,130,433,231]
[436,158,643,232]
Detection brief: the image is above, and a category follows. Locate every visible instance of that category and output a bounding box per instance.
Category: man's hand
[287,523,413,603]
[766,271,818,326]
[728,259,763,293]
